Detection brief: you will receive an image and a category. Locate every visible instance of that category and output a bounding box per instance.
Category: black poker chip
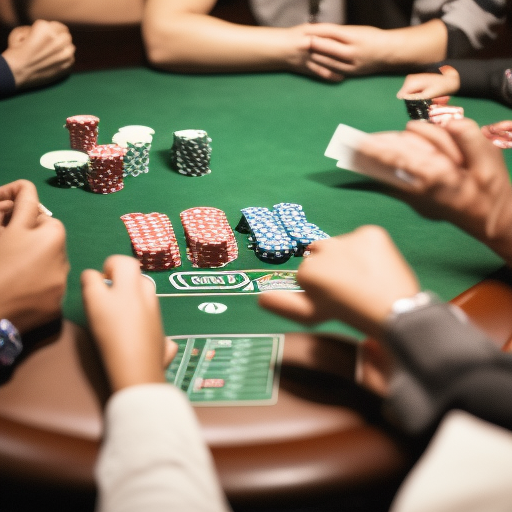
[53,160,88,188]
[170,129,212,177]
[404,99,432,121]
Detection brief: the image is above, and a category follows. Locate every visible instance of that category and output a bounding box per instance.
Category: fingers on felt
[259,290,320,324]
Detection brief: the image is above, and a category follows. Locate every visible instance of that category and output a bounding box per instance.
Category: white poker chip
[112,131,153,147]
[118,125,155,135]
[40,150,89,170]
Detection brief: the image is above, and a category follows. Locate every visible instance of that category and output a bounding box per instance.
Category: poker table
[1,68,512,507]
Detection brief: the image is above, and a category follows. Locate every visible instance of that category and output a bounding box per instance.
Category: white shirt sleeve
[391,410,512,512]
[95,383,231,512]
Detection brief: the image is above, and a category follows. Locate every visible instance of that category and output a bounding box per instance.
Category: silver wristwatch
[0,319,22,366]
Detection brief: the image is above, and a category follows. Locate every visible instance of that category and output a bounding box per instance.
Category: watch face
[0,319,22,366]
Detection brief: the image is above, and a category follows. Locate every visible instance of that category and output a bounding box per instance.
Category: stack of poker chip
[53,160,88,188]
[428,104,464,126]
[87,144,126,194]
[238,207,296,264]
[65,115,100,153]
[121,212,181,271]
[170,129,212,177]
[404,99,432,121]
[273,203,329,255]
[112,125,154,177]
[180,207,237,268]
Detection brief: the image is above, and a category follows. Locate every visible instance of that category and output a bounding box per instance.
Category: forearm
[382,19,448,68]
[96,384,231,512]
[142,12,306,73]
[383,300,512,435]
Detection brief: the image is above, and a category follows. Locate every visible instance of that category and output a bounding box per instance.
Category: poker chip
[118,125,155,136]
[273,202,329,255]
[404,98,464,126]
[170,129,212,177]
[40,150,89,170]
[87,144,126,194]
[180,207,237,268]
[238,207,296,264]
[404,99,432,121]
[121,212,181,271]
[428,104,464,126]
[65,115,100,153]
[112,129,153,177]
[53,160,88,188]
[237,203,329,263]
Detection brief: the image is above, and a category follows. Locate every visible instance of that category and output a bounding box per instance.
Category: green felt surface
[1,68,511,339]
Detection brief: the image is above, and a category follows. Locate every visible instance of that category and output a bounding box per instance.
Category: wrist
[0,318,22,366]
[388,291,441,321]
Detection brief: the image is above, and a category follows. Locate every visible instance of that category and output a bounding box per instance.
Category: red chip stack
[180,207,238,268]
[87,144,126,194]
[65,115,100,153]
[428,104,464,126]
[121,212,181,271]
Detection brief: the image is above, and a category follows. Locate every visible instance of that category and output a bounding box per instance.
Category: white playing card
[324,124,416,187]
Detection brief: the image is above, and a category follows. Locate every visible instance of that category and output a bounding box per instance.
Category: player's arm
[0,180,69,334]
[1,20,75,92]
[303,19,448,77]
[259,226,420,339]
[141,0,343,81]
[356,119,512,268]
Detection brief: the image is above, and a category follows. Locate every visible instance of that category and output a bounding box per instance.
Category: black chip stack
[170,129,212,177]
[404,99,432,121]
[53,160,88,188]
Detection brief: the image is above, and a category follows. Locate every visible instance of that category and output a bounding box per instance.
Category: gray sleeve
[95,384,231,512]
[382,301,512,435]
[411,0,507,57]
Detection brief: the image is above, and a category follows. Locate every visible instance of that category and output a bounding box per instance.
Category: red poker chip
[180,207,237,267]
[121,212,181,270]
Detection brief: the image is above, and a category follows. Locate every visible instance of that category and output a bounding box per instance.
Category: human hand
[2,20,75,90]
[81,255,177,393]
[397,65,461,100]
[357,119,512,265]
[282,24,344,82]
[481,120,512,149]
[259,226,419,339]
[0,180,69,334]
[301,23,393,77]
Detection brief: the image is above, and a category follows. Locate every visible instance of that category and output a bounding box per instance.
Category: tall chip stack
[65,115,100,153]
[87,144,126,194]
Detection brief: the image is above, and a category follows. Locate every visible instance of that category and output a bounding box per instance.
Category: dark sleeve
[0,55,16,98]
[423,58,512,107]
[383,302,512,436]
